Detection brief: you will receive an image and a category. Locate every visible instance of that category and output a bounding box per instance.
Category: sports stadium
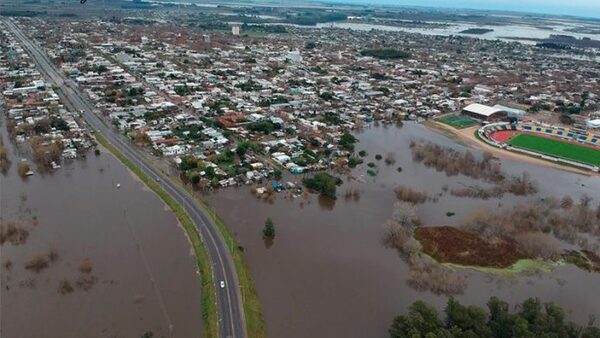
[479,122,600,172]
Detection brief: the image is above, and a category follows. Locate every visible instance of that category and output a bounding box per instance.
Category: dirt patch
[414,226,528,268]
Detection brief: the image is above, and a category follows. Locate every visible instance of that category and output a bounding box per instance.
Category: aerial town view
[0,0,600,337]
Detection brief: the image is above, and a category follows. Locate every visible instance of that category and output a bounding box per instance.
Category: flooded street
[0,126,202,337]
[205,123,600,338]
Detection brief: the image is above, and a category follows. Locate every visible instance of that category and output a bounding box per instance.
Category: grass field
[508,133,600,166]
[436,115,478,129]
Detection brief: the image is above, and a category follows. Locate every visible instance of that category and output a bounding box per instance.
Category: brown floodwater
[0,124,202,337]
[204,122,600,338]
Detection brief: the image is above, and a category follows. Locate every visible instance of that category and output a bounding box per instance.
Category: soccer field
[436,115,477,129]
[508,133,600,166]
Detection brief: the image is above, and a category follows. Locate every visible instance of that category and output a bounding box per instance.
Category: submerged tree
[263,217,275,240]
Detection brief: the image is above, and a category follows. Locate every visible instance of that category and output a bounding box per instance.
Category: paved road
[4,19,246,338]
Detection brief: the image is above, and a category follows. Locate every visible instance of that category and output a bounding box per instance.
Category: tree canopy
[338,132,358,151]
[302,172,342,199]
[263,217,275,239]
[390,297,600,338]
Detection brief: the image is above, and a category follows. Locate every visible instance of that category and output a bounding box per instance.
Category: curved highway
[4,18,246,338]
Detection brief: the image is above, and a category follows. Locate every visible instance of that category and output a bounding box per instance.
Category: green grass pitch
[508,133,600,166]
[436,115,478,129]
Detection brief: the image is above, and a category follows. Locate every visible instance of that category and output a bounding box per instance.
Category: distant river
[311,21,600,44]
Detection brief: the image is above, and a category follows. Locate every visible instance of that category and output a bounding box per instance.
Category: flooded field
[204,123,600,338]
[313,21,600,44]
[0,126,202,337]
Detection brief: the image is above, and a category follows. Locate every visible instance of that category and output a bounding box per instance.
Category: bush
[338,132,358,151]
[3,258,13,270]
[58,280,74,295]
[25,254,49,273]
[76,274,98,291]
[348,156,363,168]
[407,255,466,295]
[79,258,93,274]
[394,186,429,204]
[17,162,30,178]
[190,173,201,185]
[384,152,396,165]
[0,145,10,174]
[0,221,29,245]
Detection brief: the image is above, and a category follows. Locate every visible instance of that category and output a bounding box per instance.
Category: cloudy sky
[322,0,600,18]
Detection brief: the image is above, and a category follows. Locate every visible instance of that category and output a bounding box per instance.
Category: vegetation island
[459,28,494,35]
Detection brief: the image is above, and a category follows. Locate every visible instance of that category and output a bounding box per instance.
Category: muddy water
[0,127,201,337]
[205,122,600,338]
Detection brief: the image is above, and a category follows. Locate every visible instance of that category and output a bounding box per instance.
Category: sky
[320,0,600,19]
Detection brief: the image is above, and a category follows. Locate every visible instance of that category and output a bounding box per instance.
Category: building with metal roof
[462,103,508,122]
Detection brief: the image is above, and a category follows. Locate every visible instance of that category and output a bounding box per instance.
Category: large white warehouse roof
[463,103,506,117]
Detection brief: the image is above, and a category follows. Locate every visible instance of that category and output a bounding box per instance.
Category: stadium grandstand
[478,122,600,172]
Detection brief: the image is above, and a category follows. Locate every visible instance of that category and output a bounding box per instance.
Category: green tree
[272,168,282,179]
[263,218,275,239]
[389,301,449,338]
[445,297,491,337]
[304,41,317,49]
[338,132,358,151]
[487,297,514,338]
[190,172,200,185]
[302,172,342,199]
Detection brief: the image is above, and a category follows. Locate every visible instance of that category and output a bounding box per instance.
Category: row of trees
[390,297,600,338]
[464,195,600,259]
[360,49,411,59]
[409,141,537,198]
[0,135,9,174]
